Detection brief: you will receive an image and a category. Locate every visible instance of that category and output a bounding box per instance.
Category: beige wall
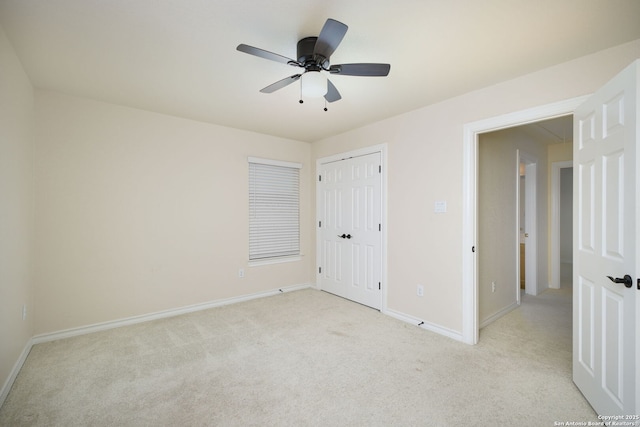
[478,131,519,323]
[312,39,640,334]
[547,142,573,164]
[0,27,34,394]
[34,91,312,334]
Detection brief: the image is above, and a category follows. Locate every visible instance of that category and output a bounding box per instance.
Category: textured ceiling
[1,0,639,142]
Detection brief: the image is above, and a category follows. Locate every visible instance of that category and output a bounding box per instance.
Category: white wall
[0,26,34,398]
[312,40,640,335]
[34,91,312,335]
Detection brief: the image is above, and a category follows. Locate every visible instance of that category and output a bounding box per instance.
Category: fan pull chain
[299,81,303,104]
[324,99,328,112]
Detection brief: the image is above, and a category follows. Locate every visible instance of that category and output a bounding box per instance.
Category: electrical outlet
[417,284,424,297]
[238,268,245,278]
[491,281,496,293]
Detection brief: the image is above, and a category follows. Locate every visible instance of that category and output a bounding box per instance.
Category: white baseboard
[384,308,464,342]
[32,283,312,345]
[1,283,313,408]
[5,284,466,409]
[0,284,311,408]
[479,302,519,329]
[0,338,34,408]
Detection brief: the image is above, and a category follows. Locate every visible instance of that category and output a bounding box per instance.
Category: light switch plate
[434,201,447,213]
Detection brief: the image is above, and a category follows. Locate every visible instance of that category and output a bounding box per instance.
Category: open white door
[573,60,638,416]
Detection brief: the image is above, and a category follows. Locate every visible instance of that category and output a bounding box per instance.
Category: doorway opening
[551,161,574,289]
[519,162,526,291]
[477,123,567,329]
[519,151,538,297]
[461,96,585,345]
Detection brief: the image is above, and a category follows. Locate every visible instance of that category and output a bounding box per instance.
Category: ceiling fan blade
[329,63,391,76]
[260,74,302,93]
[324,79,342,103]
[237,44,298,65]
[313,19,348,60]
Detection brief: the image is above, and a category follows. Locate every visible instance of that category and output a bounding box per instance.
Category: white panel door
[318,152,382,310]
[573,60,638,416]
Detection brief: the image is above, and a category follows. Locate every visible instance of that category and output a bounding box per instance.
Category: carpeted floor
[0,286,597,426]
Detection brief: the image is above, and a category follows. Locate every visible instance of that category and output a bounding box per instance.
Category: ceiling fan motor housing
[297,37,328,70]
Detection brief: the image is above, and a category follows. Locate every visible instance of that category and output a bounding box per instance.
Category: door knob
[606,275,632,288]
[337,234,352,239]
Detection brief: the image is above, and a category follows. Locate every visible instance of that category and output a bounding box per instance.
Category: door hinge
[319,267,322,274]
[379,282,381,290]
[472,246,475,253]
[319,175,322,182]
[378,165,381,173]
[319,221,322,228]
[379,224,381,231]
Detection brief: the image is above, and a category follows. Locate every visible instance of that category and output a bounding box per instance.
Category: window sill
[248,255,302,267]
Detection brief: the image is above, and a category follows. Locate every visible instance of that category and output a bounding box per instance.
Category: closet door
[318,152,382,310]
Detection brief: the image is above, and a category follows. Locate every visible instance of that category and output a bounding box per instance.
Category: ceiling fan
[237,18,390,106]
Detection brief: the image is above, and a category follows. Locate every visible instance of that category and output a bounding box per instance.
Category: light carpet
[0,287,598,426]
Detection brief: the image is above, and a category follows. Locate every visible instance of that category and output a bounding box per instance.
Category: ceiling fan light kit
[301,71,327,98]
[237,18,390,109]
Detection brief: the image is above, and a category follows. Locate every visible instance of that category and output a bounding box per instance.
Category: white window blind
[248,157,301,261]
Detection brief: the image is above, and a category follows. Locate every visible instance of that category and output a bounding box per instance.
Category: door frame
[550,160,574,289]
[315,143,388,312]
[462,96,588,345]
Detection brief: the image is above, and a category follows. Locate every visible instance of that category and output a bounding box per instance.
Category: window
[248,157,301,262]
